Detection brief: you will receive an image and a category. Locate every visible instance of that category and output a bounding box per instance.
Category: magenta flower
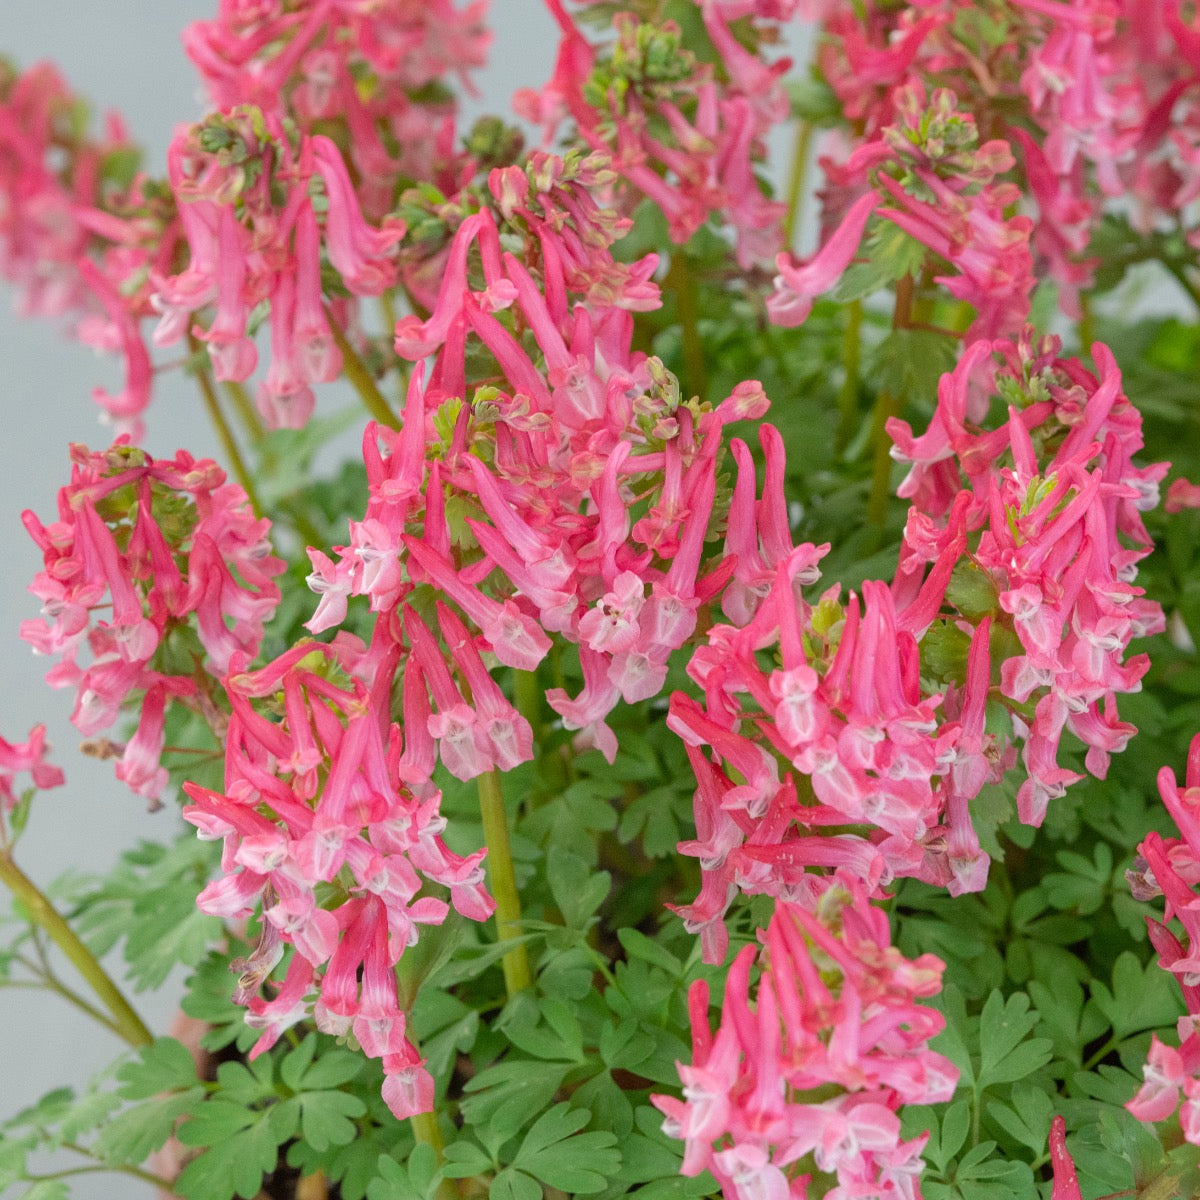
[767,193,878,327]
[654,884,954,1199]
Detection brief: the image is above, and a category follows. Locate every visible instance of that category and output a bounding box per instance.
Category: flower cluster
[21,442,283,802]
[522,0,790,266]
[309,151,768,763]
[770,83,1035,340]
[176,144,786,1119]
[0,61,180,435]
[666,330,1163,960]
[781,1,1200,333]
[892,333,1165,823]
[182,629,495,1119]
[152,111,404,428]
[1127,731,1200,1141]
[184,0,491,219]
[7,6,1200,1199]
[653,877,956,1200]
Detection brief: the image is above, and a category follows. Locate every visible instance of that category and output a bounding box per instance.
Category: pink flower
[0,724,65,811]
[1128,1035,1189,1124]
[1167,477,1200,513]
[767,193,878,326]
[23,443,283,805]
[1048,1115,1083,1200]
[654,886,954,1198]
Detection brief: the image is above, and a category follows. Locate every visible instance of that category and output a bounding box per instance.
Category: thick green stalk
[327,314,399,429]
[410,1108,458,1200]
[188,339,265,518]
[477,769,533,997]
[514,669,544,742]
[834,300,862,457]
[664,255,707,405]
[782,119,814,249]
[865,388,903,530]
[866,275,914,532]
[0,851,152,1047]
[379,292,398,338]
[410,1110,444,1157]
[1078,293,1095,358]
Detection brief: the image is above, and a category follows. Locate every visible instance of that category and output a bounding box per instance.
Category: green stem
[0,851,152,1047]
[188,339,266,518]
[514,669,544,742]
[4,972,127,1039]
[327,313,399,429]
[286,505,326,551]
[25,1164,176,1189]
[1078,293,1095,359]
[865,389,902,530]
[477,769,533,998]
[379,292,398,338]
[782,119,813,248]
[223,380,264,442]
[1081,1033,1121,1072]
[866,275,914,531]
[665,255,707,405]
[408,1047,457,1200]
[834,300,862,457]
[410,1110,445,1158]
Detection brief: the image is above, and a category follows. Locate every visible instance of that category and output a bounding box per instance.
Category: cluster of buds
[770,83,1035,341]
[182,627,496,1119]
[521,0,790,266]
[653,878,957,1200]
[21,443,283,802]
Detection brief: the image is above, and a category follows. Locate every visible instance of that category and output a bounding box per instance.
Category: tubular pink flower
[311,136,403,295]
[292,200,342,384]
[0,724,65,811]
[403,536,551,672]
[257,271,316,430]
[438,604,534,772]
[75,258,152,435]
[113,683,170,801]
[196,206,258,382]
[767,193,878,327]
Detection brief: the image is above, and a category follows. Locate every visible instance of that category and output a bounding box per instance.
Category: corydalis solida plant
[4,3,1200,1200]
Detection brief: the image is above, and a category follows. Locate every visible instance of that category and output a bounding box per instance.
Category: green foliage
[69,834,224,991]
